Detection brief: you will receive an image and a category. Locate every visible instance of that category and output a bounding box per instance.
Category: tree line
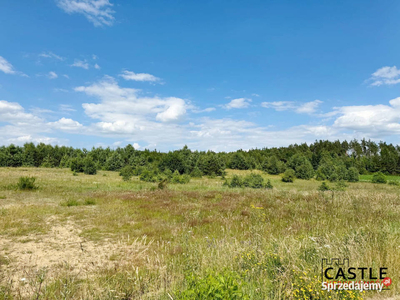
[1,139,399,181]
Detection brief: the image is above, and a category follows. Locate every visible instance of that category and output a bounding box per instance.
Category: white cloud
[187,118,337,152]
[59,104,76,111]
[369,66,400,86]
[0,56,16,74]
[75,76,187,127]
[56,0,115,27]
[54,88,69,93]
[261,101,295,111]
[296,100,322,114]
[39,51,65,61]
[48,117,83,131]
[261,100,322,114]
[63,74,70,79]
[192,107,216,113]
[0,100,42,124]
[47,71,58,79]
[119,70,161,82]
[94,63,100,69]
[332,97,400,136]
[71,59,89,69]
[92,54,98,60]
[223,98,251,109]
[5,135,61,146]
[155,98,187,122]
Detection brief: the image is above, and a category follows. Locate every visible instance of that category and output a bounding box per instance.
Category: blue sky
[1,0,400,151]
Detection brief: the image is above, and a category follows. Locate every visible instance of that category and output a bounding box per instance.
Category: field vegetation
[0,166,399,299]
[1,139,400,299]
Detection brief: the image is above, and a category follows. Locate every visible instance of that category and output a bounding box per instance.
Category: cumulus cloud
[56,0,115,27]
[0,100,42,124]
[223,98,252,109]
[332,97,400,136]
[0,100,59,145]
[155,98,187,122]
[48,117,83,131]
[261,100,322,114]
[94,63,100,69]
[71,59,89,69]
[75,76,187,131]
[369,66,400,86]
[0,56,16,74]
[119,70,161,83]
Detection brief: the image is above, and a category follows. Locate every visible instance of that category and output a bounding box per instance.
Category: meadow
[0,167,399,299]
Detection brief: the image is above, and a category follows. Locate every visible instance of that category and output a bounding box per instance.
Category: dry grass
[0,167,399,299]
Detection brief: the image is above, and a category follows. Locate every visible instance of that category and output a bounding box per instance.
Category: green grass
[360,174,400,182]
[0,167,399,299]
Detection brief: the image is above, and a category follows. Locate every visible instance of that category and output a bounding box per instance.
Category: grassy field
[359,174,400,182]
[0,167,399,299]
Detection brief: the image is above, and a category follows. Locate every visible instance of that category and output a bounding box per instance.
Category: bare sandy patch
[0,217,150,292]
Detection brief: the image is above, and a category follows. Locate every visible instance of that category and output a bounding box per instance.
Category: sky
[1,0,400,151]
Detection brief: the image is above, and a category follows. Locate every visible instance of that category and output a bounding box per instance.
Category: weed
[84,198,96,205]
[175,269,249,300]
[61,199,81,207]
[17,176,38,190]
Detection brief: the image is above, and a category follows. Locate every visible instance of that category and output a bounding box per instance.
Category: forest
[1,139,399,182]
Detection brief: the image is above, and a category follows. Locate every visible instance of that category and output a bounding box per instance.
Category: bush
[262,155,286,175]
[329,172,339,182]
[163,168,173,179]
[281,169,295,182]
[159,151,187,174]
[119,165,134,181]
[17,176,38,190]
[190,166,203,178]
[318,181,331,191]
[388,180,400,186]
[295,162,314,180]
[83,157,97,175]
[229,175,243,188]
[105,152,124,171]
[59,155,71,168]
[226,173,269,189]
[265,179,273,189]
[70,157,84,173]
[242,173,265,188]
[171,170,191,184]
[140,169,157,182]
[334,180,348,191]
[229,153,250,170]
[372,172,387,184]
[288,154,314,180]
[346,167,359,182]
[199,154,225,176]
